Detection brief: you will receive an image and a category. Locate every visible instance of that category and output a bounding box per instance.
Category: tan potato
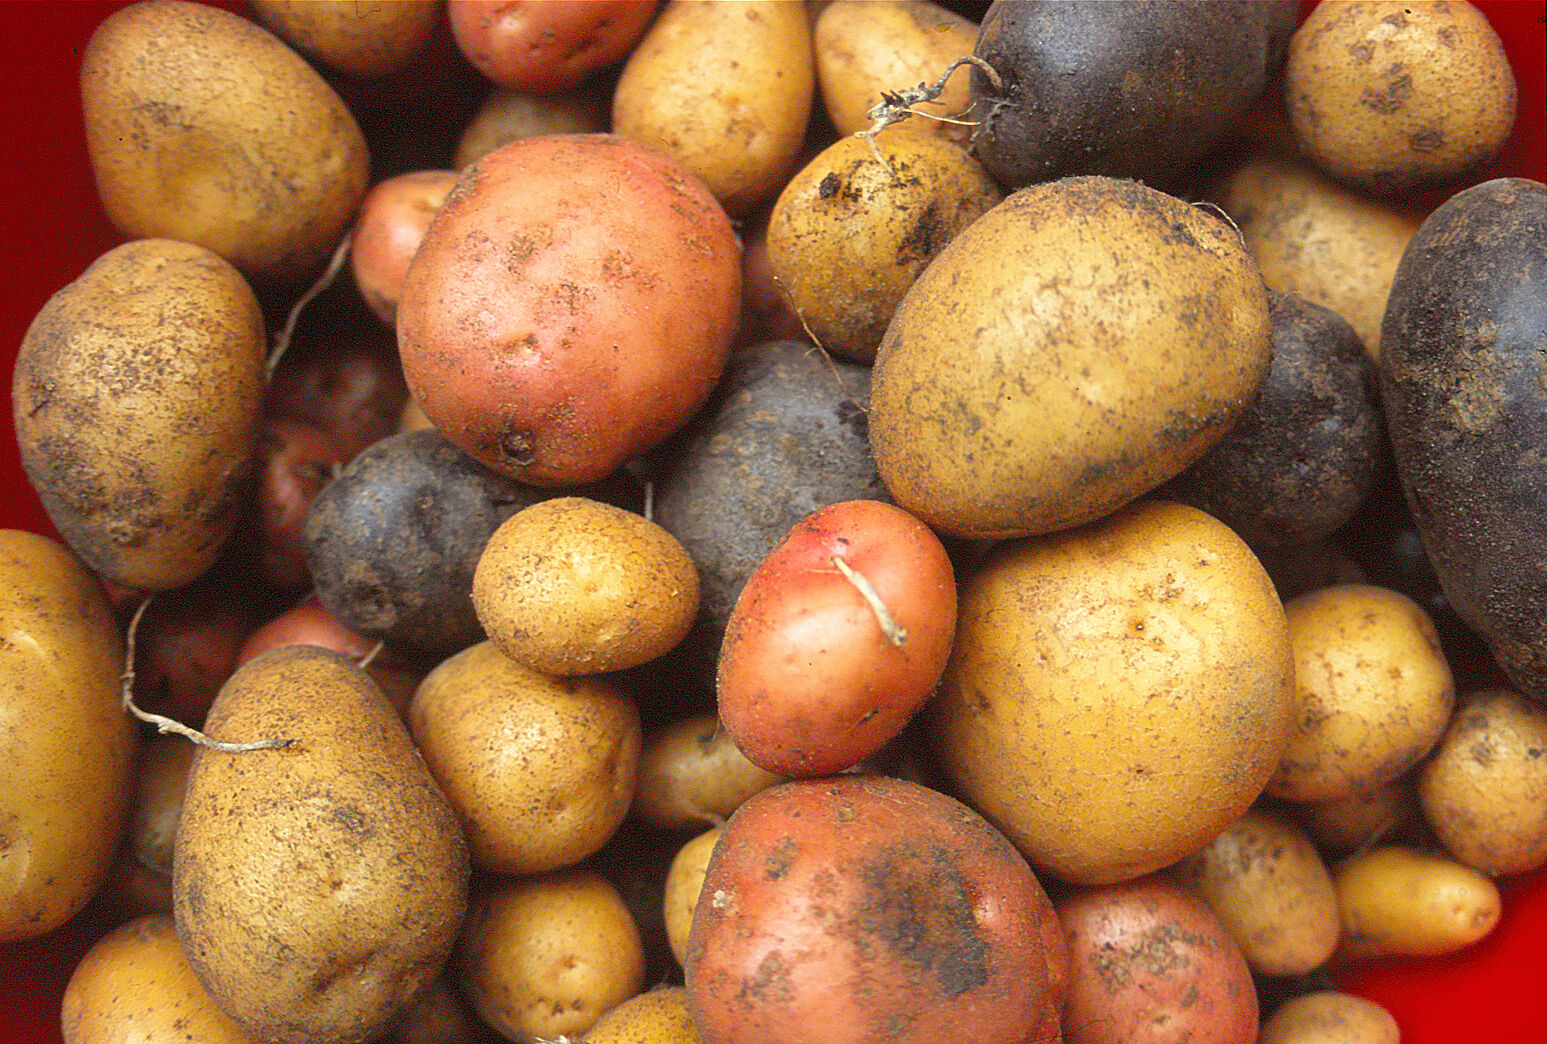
[1169,808,1341,976]
[409,640,641,875]
[765,132,1003,363]
[0,530,136,941]
[1284,0,1516,195]
[1269,583,1455,803]
[127,734,196,878]
[1332,843,1501,961]
[173,645,470,1044]
[612,0,814,217]
[1208,148,1423,359]
[471,497,700,676]
[662,825,722,968]
[929,499,1296,885]
[62,914,265,1044]
[1260,990,1400,1044]
[457,870,646,1044]
[12,238,267,591]
[585,985,704,1044]
[1416,688,1547,876]
[249,0,441,76]
[1295,775,1424,855]
[632,713,785,831]
[455,82,612,169]
[80,0,370,283]
[813,0,980,146]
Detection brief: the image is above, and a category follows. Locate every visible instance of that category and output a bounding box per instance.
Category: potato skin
[12,238,266,591]
[633,714,785,831]
[0,530,135,942]
[1259,990,1400,1044]
[448,0,658,94]
[249,0,440,77]
[1378,177,1547,697]
[1331,844,1500,961]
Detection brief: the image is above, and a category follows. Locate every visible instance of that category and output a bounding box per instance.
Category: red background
[0,2,1542,1041]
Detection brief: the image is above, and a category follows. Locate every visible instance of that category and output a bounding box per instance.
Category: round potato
[448,0,657,94]
[350,169,459,327]
[633,714,785,831]
[1331,844,1500,962]
[586,985,704,1044]
[409,640,641,875]
[454,81,611,168]
[869,175,1273,540]
[663,825,721,969]
[1284,0,1517,194]
[472,496,699,675]
[80,0,369,283]
[250,0,441,77]
[1269,583,1454,803]
[1260,990,1400,1044]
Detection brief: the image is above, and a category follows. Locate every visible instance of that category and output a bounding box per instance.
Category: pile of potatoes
[2,2,1543,1044]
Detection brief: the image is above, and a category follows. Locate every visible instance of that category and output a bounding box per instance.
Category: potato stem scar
[831,555,907,646]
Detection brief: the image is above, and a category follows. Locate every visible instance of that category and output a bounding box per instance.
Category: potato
[585,985,703,1044]
[813,1,979,146]
[684,775,1064,1044]
[409,640,640,874]
[1379,177,1547,697]
[1284,0,1517,194]
[249,0,441,77]
[251,415,346,590]
[0,530,135,941]
[1169,808,1341,977]
[472,496,699,675]
[612,0,814,217]
[1416,688,1547,876]
[349,169,459,327]
[869,175,1273,541]
[717,499,957,777]
[263,325,411,464]
[11,238,266,591]
[173,645,470,1044]
[1295,776,1425,856]
[1260,990,1400,1044]
[457,869,646,1044]
[80,0,369,283]
[376,978,484,1044]
[663,825,720,969]
[1332,844,1501,961]
[454,81,611,168]
[765,132,1003,363]
[126,574,268,726]
[633,714,784,831]
[62,914,265,1044]
[1269,583,1455,803]
[448,0,658,94]
[397,133,741,487]
[1206,148,1422,360]
[1057,874,1258,1044]
[929,499,1295,885]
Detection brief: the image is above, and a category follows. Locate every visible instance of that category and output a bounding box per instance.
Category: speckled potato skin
[929,499,1295,886]
[1285,0,1516,195]
[472,497,699,675]
[173,646,470,1044]
[612,0,813,218]
[409,640,641,875]
[249,0,440,77]
[766,133,1003,363]
[869,175,1273,541]
[1259,990,1400,1044]
[0,531,135,942]
[12,238,265,592]
[585,985,704,1044]
[80,0,369,283]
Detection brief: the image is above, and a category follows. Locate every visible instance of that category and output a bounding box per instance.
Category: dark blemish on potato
[1361,72,1413,115]
[1350,40,1375,63]
[896,203,945,266]
[855,843,989,997]
[498,430,536,467]
[1409,127,1445,153]
[737,950,795,1005]
[817,173,842,200]
[765,838,798,879]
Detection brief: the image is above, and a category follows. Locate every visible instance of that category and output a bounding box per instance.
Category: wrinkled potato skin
[1332,844,1500,961]
[80,0,369,283]
[1259,990,1400,1044]
[250,0,441,76]
[0,531,135,942]
[585,985,704,1044]
[173,646,469,1044]
[1417,689,1547,877]
[633,714,785,831]
[613,0,814,217]
[931,500,1295,886]
[12,239,266,591]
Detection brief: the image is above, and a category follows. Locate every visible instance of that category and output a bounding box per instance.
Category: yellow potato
[249,0,441,76]
[410,640,641,875]
[663,825,722,968]
[612,0,814,217]
[1259,990,1400,1044]
[632,713,785,831]
[1332,844,1500,961]
[585,985,705,1044]
[0,529,135,941]
[1269,583,1454,803]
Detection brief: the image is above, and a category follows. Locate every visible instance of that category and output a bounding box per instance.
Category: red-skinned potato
[448,0,658,94]
[349,169,458,327]
[397,133,742,486]
[716,500,956,777]
[251,415,346,590]
[264,323,410,463]
[684,775,1065,1044]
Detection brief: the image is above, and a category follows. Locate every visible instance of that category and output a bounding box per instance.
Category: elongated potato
[1332,844,1501,962]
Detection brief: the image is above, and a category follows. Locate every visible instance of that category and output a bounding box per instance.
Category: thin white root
[831,556,907,647]
[1190,199,1246,245]
[266,232,353,381]
[856,53,1004,173]
[356,639,385,672]
[121,597,295,753]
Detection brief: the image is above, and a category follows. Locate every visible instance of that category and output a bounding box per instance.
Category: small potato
[1295,776,1425,856]
[454,82,612,168]
[350,170,459,327]
[612,0,814,217]
[126,575,265,726]
[1260,990,1400,1044]
[376,978,484,1044]
[251,415,347,589]
[1169,808,1341,976]
[1332,844,1501,961]
[632,714,785,831]
[472,497,699,675]
[409,641,641,875]
[448,0,658,94]
[662,825,721,968]
[457,870,646,1044]
[1285,0,1517,194]
[250,0,441,77]
[264,326,410,464]
[586,985,704,1044]
[1416,688,1547,876]
[1269,583,1455,803]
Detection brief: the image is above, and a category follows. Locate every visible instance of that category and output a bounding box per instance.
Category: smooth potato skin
[1331,845,1500,961]
[1259,990,1400,1044]
[0,530,135,942]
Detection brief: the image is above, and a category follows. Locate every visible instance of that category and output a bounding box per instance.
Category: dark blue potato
[968,0,1298,190]
[1380,177,1546,698]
